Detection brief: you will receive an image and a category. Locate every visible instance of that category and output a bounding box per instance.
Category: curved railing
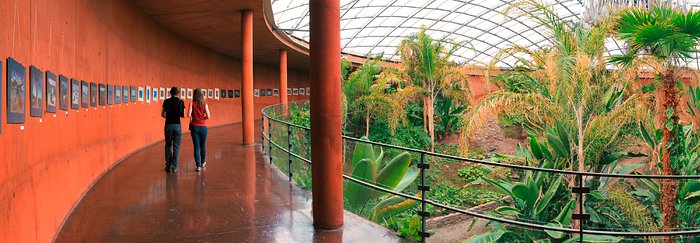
[261,101,700,242]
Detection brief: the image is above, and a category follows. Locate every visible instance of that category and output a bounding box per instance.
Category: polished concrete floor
[55,123,403,242]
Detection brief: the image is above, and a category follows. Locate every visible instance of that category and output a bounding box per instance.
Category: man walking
[162,87,185,172]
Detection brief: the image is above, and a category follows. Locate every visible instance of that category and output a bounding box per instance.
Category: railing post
[572,174,589,243]
[261,115,265,154]
[268,117,273,164]
[288,123,293,181]
[418,152,430,242]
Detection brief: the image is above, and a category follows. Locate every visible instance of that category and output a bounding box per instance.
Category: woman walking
[189,88,210,172]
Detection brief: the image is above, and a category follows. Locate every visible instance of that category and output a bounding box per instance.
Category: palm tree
[611,6,700,238]
[395,26,471,151]
[461,0,652,230]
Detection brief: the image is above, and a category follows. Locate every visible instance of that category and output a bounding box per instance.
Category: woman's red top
[190,102,207,126]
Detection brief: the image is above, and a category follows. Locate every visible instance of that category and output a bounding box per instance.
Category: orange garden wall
[0,0,308,242]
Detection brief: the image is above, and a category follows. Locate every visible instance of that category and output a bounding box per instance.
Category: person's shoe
[165,167,170,172]
[171,168,178,173]
[202,162,206,167]
[196,167,202,172]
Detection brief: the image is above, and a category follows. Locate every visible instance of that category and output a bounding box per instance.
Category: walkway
[55,123,403,242]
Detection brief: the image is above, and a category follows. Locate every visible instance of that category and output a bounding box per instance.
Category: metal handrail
[260,102,700,241]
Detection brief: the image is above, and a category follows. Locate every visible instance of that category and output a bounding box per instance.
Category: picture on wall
[187,88,193,99]
[130,86,137,102]
[99,83,106,106]
[145,86,151,103]
[200,89,206,99]
[59,75,68,111]
[90,82,97,107]
[180,88,186,99]
[266,89,271,96]
[29,66,44,117]
[306,87,310,96]
[138,87,144,102]
[123,86,130,103]
[159,87,165,100]
[208,89,213,98]
[254,89,259,97]
[229,90,234,98]
[107,85,114,105]
[81,81,89,108]
[260,89,265,97]
[71,79,79,109]
[273,89,279,96]
[287,88,292,96]
[153,88,158,102]
[215,88,220,100]
[293,88,298,95]
[45,71,57,113]
[234,90,240,98]
[221,89,227,99]
[115,85,121,104]
[7,58,26,123]
[299,88,305,95]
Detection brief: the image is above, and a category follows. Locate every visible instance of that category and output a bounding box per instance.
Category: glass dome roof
[271,0,700,69]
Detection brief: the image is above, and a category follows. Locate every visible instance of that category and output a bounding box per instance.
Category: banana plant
[345,137,421,220]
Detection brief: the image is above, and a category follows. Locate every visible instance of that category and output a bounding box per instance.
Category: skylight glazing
[271,0,700,69]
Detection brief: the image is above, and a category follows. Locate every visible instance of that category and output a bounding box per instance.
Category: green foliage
[369,119,431,150]
[457,166,487,182]
[382,214,425,241]
[435,96,467,139]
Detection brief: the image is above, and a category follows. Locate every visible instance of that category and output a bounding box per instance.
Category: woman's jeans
[191,126,208,167]
[164,124,182,170]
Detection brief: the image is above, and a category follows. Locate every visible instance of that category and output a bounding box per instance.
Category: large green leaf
[535,175,563,215]
[544,221,566,239]
[494,206,521,216]
[373,192,421,221]
[346,158,376,210]
[464,230,506,243]
[562,234,621,243]
[680,181,700,205]
[352,137,375,168]
[393,167,419,192]
[376,152,412,190]
[555,199,576,227]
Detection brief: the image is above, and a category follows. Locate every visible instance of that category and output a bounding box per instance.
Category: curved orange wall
[0,0,308,242]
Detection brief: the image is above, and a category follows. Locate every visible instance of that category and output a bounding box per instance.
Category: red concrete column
[309,0,344,229]
[279,49,288,107]
[241,10,254,145]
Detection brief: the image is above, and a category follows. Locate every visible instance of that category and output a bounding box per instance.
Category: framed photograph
[228,90,234,98]
[45,71,57,113]
[260,89,266,97]
[234,90,240,98]
[130,86,137,102]
[254,89,259,97]
[159,87,165,100]
[71,79,79,109]
[273,89,279,96]
[98,83,106,106]
[265,89,271,96]
[29,66,44,117]
[123,86,129,103]
[215,88,220,100]
[7,58,26,124]
[293,88,299,95]
[180,88,186,99]
[221,89,226,99]
[152,88,158,102]
[145,86,151,103]
[90,82,97,107]
[287,88,292,96]
[208,89,213,98]
[306,87,310,95]
[107,85,114,105]
[200,89,206,99]
[138,86,144,102]
[59,75,68,111]
[115,85,121,104]
[43,72,56,113]
[187,88,193,99]
[81,81,89,108]
[299,88,305,95]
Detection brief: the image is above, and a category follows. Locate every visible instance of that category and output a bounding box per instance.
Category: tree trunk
[660,70,679,243]
[422,96,428,132]
[365,110,370,137]
[573,107,585,230]
[427,97,435,152]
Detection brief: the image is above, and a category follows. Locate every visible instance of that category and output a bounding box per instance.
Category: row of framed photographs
[253,87,310,97]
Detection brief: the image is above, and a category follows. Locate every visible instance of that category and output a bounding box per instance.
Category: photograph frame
[30,66,44,117]
[138,86,144,102]
[45,71,57,113]
[273,89,279,96]
[160,87,165,100]
[123,86,129,103]
[306,87,310,96]
[234,90,240,98]
[71,79,79,109]
[187,88,193,99]
[299,88,305,95]
[221,89,227,99]
[107,85,114,105]
[228,90,234,98]
[99,83,106,106]
[90,82,97,107]
[253,89,259,97]
[59,75,68,111]
[287,88,292,96]
[81,81,89,108]
[145,86,151,103]
[115,85,121,104]
[131,86,137,102]
[266,89,272,96]
[208,89,213,98]
[293,88,299,95]
[153,88,158,102]
[215,88,220,100]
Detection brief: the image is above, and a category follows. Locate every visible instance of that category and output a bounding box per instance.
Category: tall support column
[241,9,254,145]
[279,49,288,107]
[309,0,343,229]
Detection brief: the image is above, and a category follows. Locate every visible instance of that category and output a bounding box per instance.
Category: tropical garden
[265,1,700,242]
